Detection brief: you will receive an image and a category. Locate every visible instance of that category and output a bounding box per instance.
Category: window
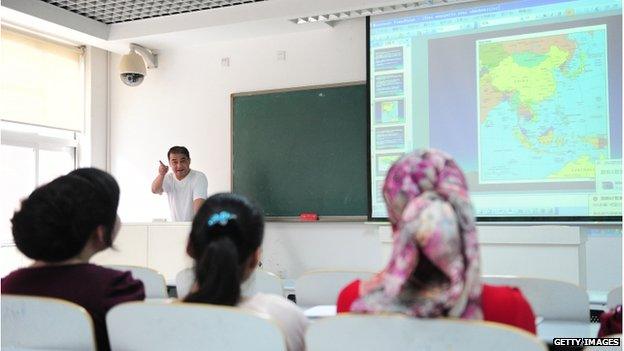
[1,27,85,245]
[1,123,78,245]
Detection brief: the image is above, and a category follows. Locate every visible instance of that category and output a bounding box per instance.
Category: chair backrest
[242,270,283,297]
[295,270,375,307]
[107,301,287,351]
[607,286,622,309]
[306,314,547,351]
[482,275,589,321]
[176,268,283,300]
[176,267,195,299]
[107,265,168,298]
[2,294,96,350]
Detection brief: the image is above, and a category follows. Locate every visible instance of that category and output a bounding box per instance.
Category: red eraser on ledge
[299,213,319,221]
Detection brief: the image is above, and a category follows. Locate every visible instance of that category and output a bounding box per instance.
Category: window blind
[1,27,84,131]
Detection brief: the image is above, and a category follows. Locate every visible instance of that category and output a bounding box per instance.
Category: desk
[537,320,600,343]
[588,290,609,311]
[144,298,176,304]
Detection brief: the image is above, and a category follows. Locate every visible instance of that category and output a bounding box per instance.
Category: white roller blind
[1,28,84,131]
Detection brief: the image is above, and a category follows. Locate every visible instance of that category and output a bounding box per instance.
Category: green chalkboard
[232,83,367,218]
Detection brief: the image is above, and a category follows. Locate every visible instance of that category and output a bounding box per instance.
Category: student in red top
[2,168,145,351]
[336,149,536,334]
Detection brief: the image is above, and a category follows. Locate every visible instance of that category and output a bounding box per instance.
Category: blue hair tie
[207,211,236,227]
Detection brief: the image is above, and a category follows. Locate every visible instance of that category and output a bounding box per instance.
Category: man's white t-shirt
[162,169,208,221]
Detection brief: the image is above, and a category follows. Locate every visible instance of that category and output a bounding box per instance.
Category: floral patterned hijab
[351,149,482,319]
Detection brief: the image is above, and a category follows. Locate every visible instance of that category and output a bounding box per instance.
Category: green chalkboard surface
[232,83,367,218]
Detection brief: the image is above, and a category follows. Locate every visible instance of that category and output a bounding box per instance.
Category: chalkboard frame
[231,82,369,222]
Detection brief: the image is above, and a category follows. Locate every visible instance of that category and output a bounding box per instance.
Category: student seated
[337,149,536,334]
[2,168,145,351]
[598,304,622,337]
[184,193,308,351]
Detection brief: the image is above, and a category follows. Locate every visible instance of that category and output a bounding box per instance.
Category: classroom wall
[108,18,621,292]
[262,223,621,293]
[82,46,109,170]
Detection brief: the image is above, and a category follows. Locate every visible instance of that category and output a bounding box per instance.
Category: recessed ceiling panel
[40,0,267,24]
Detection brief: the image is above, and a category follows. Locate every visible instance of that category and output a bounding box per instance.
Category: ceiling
[1,0,469,53]
[39,0,268,24]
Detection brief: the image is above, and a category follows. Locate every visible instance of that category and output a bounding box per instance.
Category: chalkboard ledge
[266,216,367,222]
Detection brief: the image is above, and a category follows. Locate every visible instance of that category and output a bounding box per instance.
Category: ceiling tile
[38,0,268,24]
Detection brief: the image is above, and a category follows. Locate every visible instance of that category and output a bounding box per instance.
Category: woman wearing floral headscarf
[337,149,536,333]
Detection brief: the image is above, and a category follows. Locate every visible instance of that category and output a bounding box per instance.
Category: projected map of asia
[477,25,609,184]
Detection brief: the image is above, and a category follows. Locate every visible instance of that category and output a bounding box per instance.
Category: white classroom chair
[482,276,589,322]
[242,269,283,297]
[107,301,286,351]
[2,294,97,350]
[606,286,622,309]
[306,314,547,351]
[175,267,195,299]
[106,265,168,299]
[175,267,283,299]
[295,270,375,308]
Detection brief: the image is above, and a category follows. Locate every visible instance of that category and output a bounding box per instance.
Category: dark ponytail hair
[184,193,264,306]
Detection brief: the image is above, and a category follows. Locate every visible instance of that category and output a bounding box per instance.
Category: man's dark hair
[11,168,120,262]
[168,146,190,160]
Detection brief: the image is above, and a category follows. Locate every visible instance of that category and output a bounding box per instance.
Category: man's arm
[151,161,168,194]
[193,198,205,214]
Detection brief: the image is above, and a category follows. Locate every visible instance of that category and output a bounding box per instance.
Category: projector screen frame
[364,1,623,224]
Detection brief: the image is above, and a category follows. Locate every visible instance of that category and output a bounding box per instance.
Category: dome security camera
[119,44,157,87]
[119,51,145,86]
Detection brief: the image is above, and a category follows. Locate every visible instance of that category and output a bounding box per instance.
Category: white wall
[108,18,621,292]
[263,223,623,291]
[82,46,109,170]
[584,229,622,292]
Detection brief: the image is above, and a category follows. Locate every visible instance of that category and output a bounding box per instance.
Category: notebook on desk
[304,305,337,319]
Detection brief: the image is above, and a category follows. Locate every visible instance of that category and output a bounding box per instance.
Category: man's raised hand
[158,161,169,175]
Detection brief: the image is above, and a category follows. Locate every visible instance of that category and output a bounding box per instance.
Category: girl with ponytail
[184,193,308,351]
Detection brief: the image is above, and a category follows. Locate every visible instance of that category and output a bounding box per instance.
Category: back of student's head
[11,167,120,262]
[351,149,481,318]
[184,193,264,306]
